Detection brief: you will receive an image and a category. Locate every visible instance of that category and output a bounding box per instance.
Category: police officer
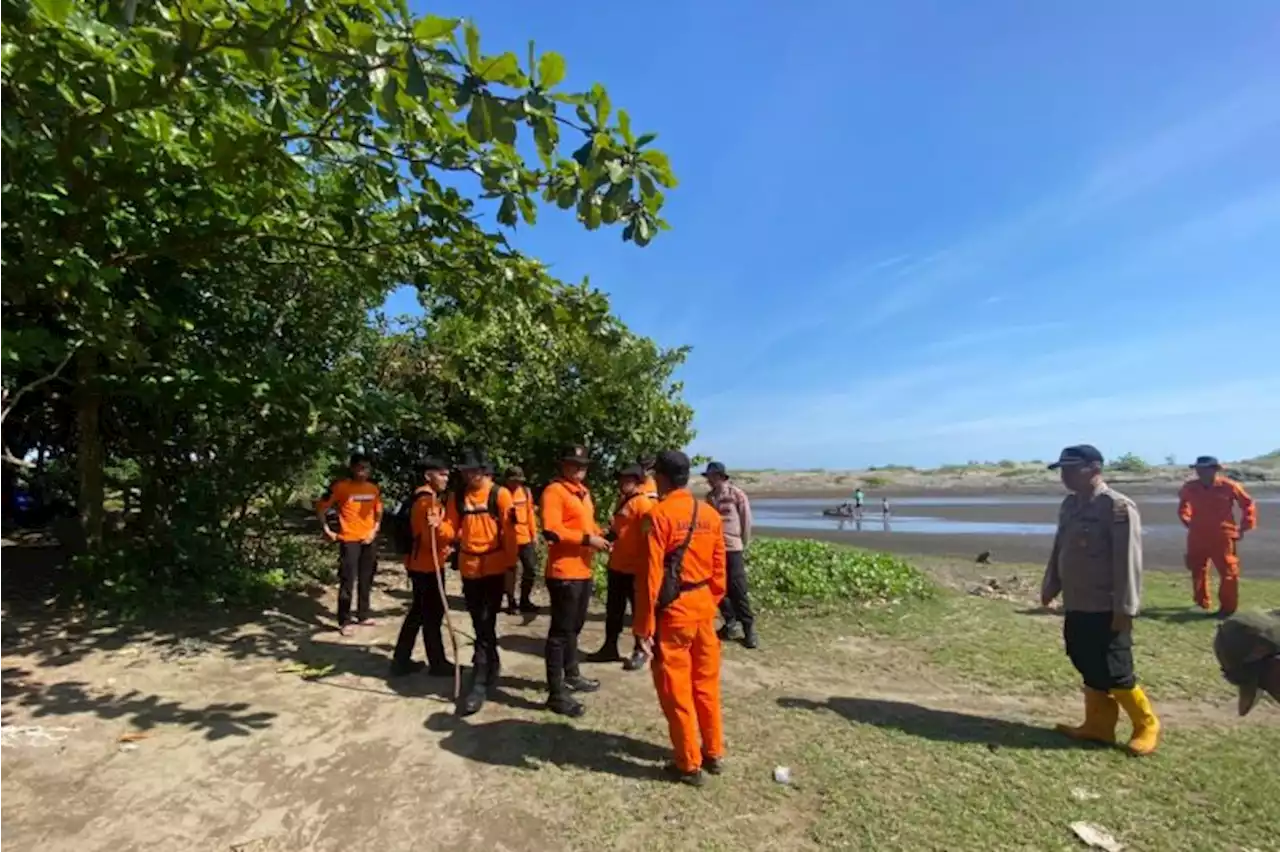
[1214,610,1280,716]
[1040,444,1161,756]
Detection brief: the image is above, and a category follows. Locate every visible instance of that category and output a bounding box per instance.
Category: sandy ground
[754,494,1280,579]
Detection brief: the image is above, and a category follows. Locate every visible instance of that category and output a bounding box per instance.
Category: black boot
[427,659,454,678]
[586,637,622,663]
[742,629,760,650]
[388,659,426,678]
[717,620,742,641]
[519,588,539,615]
[486,648,502,687]
[546,675,585,718]
[505,595,518,616]
[565,671,600,693]
[458,662,488,717]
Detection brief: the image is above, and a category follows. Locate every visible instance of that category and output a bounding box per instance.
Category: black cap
[617,464,645,481]
[655,450,691,479]
[503,465,526,482]
[560,444,590,465]
[1192,455,1222,469]
[1047,445,1104,470]
[457,448,489,471]
[638,454,656,470]
[417,456,448,475]
[702,461,728,478]
[349,452,371,467]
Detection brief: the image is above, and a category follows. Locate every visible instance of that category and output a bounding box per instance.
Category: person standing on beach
[316,453,383,636]
[703,461,758,649]
[853,487,865,519]
[1041,444,1160,756]
[1178,455,1257,617]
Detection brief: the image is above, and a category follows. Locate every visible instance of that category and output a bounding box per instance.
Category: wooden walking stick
[428,518,461,700]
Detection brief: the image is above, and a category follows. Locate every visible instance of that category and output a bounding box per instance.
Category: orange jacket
[502,484,539,546]
[634,488,726,639]
[445,481,517,578]
[608,492,655,575]
[315,478,383,542]
[405,486,454,573]
[1178,477,1257,536]
[540,478,600,581]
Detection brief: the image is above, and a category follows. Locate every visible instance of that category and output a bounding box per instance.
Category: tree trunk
[74,348,104,552]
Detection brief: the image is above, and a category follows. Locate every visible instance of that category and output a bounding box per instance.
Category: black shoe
[427,661,454,678]
[717,621,742,641]
[704,756,725,775]
[674,767,706,787]
[519,599,540,615]
[622,650,648,672]
[546,694,585,717]
[742,631,760,650]
[565,674,600,693]
[586,644,622,663]
[505,598,519,615]
[388,659,426,678]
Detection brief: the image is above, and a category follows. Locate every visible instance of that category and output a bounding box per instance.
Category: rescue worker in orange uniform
[1178,455,1257,617]
[315,453,384,636]
[445,450,518,716]
[587,464,655,671]
[391,458,454,678]
[540,444,611,717]
[634,450,728,786]
[500,466,541,615]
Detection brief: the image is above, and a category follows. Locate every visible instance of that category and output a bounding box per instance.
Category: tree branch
[1,343,81,425]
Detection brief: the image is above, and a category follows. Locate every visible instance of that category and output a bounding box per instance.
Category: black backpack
[390,489,432,556]
[657,501,706,611]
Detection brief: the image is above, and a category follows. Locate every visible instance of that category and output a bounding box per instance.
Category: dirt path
[1,561,1267,852]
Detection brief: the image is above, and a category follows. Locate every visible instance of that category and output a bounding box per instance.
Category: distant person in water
[853,487,865,519]
[881,497,891,519]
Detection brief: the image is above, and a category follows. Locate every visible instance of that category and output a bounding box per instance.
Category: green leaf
[638,173,656,198]
[635,132,657,148]
[497,195,518,227]
[414,15,459,41]
[635,216,652,246]
[464,21,481,65]
[32,0,72,24]
[538,51,566,89]
[346,21,377,53]
[405,51,430,98]
[478,52,524,86]
[467,96,494,142]
[532,115,558,165]
[590,83,611,125]
[571,140,593,167]
[271,98,288,131]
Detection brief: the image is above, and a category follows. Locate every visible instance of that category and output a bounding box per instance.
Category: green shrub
[1110,452,1151,473]
[862,475,890,487]
[997,459,1018,469]
[747,538,933,611]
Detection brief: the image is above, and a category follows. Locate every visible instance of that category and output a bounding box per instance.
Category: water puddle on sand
[753,512,1057,536]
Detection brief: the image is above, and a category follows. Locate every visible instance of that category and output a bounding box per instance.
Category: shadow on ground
[777,696,1083,750]
[1135,606,1220,625]
[428,714,671,780]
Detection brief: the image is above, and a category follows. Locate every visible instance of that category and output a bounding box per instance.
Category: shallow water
[753,513,1059,536]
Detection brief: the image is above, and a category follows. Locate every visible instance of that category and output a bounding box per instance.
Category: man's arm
[366,486,384,543]
[497,487,518,563]
[1112,497,1143,620]
[736,487,753,548]
[315,482,342,540]
[1177,484,1193,528]
[1234,482,1257,534]
[710,516,728,604]
[1040,500,1066,606]
[634,513,665,641]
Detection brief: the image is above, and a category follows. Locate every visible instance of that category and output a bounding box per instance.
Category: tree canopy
[2,0,692,607]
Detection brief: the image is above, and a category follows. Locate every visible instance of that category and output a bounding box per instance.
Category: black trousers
[463,574,506,677]
[1063,611,1136,691]
[603,570,636,643]
[718,550,755,632]
[546,578,593,686]
[337,541,377,626]
[393,571,448,666]
[517,543,539,599]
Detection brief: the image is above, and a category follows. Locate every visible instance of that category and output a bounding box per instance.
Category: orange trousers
[651,619,723,773]
[1186,531,1240,614]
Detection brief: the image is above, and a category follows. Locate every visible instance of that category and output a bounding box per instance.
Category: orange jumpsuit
[634,488,727,774]
[1178,476,1256,614]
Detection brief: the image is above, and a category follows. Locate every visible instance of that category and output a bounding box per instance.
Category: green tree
[2,0,684,605]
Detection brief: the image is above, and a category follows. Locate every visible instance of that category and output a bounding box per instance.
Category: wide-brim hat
[617,464,645,481]
[503,465,526,482]
[457,449,489,471]
[560,444,590,465]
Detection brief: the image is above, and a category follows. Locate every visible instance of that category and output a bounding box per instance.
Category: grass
[514,548,1280,851]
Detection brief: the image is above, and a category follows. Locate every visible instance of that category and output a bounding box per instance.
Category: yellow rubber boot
[1111,686,1161,756]
[1055,688,1119,744]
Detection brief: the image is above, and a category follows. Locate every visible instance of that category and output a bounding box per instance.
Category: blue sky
[393,1,1280,469]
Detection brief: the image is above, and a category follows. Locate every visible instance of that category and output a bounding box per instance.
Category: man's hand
[586,534,612,552]
[322,527,338,542]
[636,635,654,656]
[361,528,378,545]
[1112,612,1133,632]
[427,507,443,529]
[1040,592,1057,608]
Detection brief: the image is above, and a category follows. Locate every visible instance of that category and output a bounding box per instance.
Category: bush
[747,538,934,611]
[862,475,890,487]
[1110,452,1151,474]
